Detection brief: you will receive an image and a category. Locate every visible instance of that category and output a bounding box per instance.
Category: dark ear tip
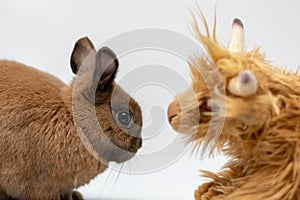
[97,46,119,67]
[70,36,95,75]
[98,46,117,58]
[73,36,95,54]
[77,36,94,47]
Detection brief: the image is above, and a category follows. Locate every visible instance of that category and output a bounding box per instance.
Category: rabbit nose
[168,101,181,123]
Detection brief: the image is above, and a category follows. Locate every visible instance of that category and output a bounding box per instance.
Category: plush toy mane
[169,11,300,200]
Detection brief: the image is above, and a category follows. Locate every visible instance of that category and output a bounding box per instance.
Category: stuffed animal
[168,11,300,200]
[0,37,142,200]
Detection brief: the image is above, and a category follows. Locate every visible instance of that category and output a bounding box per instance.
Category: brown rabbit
[0,37,142,200]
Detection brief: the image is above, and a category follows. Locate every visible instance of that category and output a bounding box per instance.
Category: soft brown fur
[0,37,142,200]
[168,12,300,200]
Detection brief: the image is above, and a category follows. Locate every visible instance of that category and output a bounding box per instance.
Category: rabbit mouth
[105,135,142,163]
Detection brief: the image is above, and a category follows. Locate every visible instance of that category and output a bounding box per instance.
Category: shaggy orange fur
[0,37,142,200]
[168,12,300,200]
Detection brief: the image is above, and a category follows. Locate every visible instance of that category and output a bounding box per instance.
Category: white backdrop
[1,1,300,199]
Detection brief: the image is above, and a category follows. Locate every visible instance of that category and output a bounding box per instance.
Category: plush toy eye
[117,111,132,126]
[228,69,258,97]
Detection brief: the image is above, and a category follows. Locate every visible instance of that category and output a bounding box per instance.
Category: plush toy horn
[228,18,258,97]
[228,18,245,53]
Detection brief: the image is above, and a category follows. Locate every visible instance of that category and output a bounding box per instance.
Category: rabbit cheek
[106,128,142,163]
[103,131,138,163]
[96,111,142,162]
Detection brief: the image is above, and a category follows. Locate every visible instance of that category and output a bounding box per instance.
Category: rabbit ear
[95,47,119,92]
[70,37,96,74]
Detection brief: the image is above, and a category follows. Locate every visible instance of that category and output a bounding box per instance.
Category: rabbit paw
[60,191,83,200]
[0,188,16,200]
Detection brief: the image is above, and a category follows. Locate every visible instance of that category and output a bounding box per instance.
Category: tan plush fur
[168,12,300,200]
[0,37,142,200]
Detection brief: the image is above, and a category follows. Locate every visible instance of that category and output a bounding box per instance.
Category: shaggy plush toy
[168,11,300,200]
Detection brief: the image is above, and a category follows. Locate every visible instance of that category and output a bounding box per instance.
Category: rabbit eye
[117,111,132,126]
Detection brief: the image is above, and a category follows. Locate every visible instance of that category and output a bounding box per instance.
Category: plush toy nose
[167,100,181,123]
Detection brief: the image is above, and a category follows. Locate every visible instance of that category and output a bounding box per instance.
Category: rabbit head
[69,37,142,163]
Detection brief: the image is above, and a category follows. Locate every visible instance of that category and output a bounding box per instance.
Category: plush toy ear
[70,36,95,74]
[95,47,119,92]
